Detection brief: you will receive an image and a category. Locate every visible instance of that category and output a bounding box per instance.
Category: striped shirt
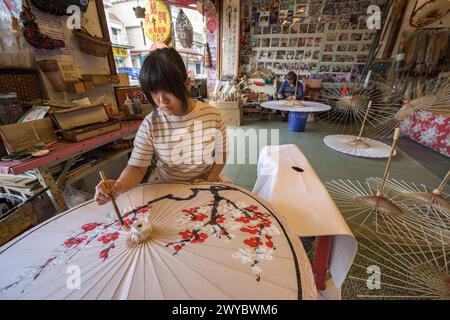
[128,99,227,183]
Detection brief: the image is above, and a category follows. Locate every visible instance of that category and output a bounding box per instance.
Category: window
[105,1,206,84]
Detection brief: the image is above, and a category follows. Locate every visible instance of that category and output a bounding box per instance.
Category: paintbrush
[99,170,124,226]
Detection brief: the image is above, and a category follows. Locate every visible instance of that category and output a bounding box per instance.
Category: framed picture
[351,33,363,41]
[299,24,308,33]
[348,44,359,52]
[339,33,349,41]
[252,38,261,47]
[289,38,297,47]
[290,24,299,33]
[317,23,326,33]
[267,50,276,58]
[272,26,281,34]
[295,50,304,60]
[324,44,334,52]
[280,38,289,47]
[276,50,286,59]
[327,33,337,41]
[298,37,306,47]
[322,54,333,62]
[271,38,280,47]
[308,24,317,33]
[337,44,347,52]
[286,50,295,60]
[314,37,322,47]
[114,86,149,110]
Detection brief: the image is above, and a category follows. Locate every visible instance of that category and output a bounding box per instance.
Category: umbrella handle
[434,169,450,195]
[357,100,372,140]
[378,128,400,195]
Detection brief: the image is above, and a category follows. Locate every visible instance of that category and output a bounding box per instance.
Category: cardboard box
[209,101,241,110]
[66,81,86,94]
[111,74,130,86]
[83,80,95,91]
[0,118,57,153]
[218,109,242,126]
[81,74,110,85]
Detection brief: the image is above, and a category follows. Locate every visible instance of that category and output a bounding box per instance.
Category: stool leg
[312,236,333,291]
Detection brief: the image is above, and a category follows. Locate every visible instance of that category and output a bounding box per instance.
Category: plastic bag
[62,185,92,208]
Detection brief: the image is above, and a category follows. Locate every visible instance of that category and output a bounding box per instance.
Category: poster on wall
[205,0,219,95]
[30,5,71,59]
[221,0,240,77]
[251,4,260,25]
[269,0,279,25]
[259,11,270,27]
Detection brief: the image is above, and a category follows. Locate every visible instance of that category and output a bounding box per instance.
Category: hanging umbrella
[410,0,450,28]
[0,182,317,300]
[323,101,397,158]
[324,135,395,158]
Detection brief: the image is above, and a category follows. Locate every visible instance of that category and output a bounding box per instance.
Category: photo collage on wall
[240,0,387,83]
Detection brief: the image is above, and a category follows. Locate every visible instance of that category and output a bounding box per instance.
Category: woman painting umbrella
[95,48,228,205]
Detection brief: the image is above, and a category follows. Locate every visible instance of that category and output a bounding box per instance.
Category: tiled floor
[223,119,449,192]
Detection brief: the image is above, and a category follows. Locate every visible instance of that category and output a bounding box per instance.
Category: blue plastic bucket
[288,112,309,132]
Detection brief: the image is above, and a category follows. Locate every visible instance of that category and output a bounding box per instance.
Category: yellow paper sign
[57,61,79,82]
[113,47,129,57]
[143,0,172,43]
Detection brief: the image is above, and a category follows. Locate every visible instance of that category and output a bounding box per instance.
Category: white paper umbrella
[323,101,397,158]
[0,183,316,300]
[323,135,396,158]
[260,100,331,113]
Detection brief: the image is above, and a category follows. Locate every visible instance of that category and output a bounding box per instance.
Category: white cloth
[252,144,357,288]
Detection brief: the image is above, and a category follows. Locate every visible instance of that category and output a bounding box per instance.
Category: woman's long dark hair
[139,47,189,111]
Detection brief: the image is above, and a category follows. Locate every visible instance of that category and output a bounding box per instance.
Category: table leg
[33,166,69,213]
[312,235,333,291]
[56,158,76,188]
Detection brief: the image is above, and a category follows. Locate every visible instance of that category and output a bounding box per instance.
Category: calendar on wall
[240,0,389,85]
[220,0,240,77]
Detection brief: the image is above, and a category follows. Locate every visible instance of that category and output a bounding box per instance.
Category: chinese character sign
[143,0,172,43]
